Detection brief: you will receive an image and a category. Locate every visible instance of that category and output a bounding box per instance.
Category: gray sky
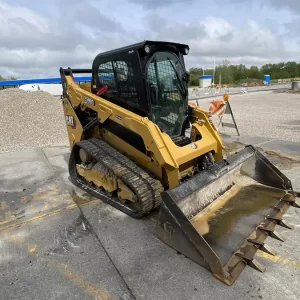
[1,0,300,78]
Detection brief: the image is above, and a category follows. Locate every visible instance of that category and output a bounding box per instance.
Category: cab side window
[97,60,139,110]
[98,61,117,100]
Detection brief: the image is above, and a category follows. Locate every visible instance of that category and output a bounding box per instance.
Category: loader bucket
[155,145,300,285]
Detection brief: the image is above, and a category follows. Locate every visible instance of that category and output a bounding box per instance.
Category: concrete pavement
[0,146,134,300]
[188,91,300,143]
[1,137,300,300]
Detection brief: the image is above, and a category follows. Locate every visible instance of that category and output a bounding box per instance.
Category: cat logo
[65,115,75,128]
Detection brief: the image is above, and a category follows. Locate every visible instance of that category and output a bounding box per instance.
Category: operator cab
[91,41,190,141]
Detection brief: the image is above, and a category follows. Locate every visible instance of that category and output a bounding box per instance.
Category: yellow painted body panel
[61,97,83,149]
[62,75,224,188]
[79,82,91,93]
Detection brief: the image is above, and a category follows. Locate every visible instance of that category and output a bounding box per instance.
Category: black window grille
[146,52,186,137]
[97,60,140,111]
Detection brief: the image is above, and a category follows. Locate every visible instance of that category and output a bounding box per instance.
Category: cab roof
[93,40,189,61]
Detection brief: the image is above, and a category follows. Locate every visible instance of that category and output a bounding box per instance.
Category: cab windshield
[146,51,188,137]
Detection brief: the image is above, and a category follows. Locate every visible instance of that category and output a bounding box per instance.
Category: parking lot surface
[1,136,299,300]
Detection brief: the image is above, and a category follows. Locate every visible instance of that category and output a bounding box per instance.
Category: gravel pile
[0,88,69,153]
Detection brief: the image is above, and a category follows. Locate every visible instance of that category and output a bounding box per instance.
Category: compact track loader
[59,40,299,285]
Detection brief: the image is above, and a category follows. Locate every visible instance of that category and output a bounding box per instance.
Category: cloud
[213,0,300,11]
[143,14,286,66]
[129,0,300,12]
[0,1,128,51]
[129,0,193,9]
[144,14,207,41]
[0,47,98,69]
[0,0,300,78]
[262,0,300,13]
[68,2,126,34]
[0,1,136,77]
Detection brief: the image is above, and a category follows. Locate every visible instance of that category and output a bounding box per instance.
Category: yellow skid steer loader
[59,40,299,285]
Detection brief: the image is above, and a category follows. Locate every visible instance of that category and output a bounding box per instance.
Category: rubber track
[70,139,163,216]
[89,138,163,209]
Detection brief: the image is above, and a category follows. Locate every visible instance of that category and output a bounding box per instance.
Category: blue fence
[0,76,92,87]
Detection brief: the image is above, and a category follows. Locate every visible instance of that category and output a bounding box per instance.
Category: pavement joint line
[42,145,69,149]
[76,204,137,300]
[41,145,70,158]
[40,147,55,170]
[0,203,79,232]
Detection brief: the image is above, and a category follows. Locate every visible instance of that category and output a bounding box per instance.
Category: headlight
[184,47,189,55]
[144,45,150,53]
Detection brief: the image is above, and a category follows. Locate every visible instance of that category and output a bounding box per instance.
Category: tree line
[188,60,300,86]
[0,75,18,81]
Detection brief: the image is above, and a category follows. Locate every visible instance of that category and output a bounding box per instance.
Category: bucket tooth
[249,259,266,273]
[292,198,300,208]
[266,203,294,229]
[258,225,285,242]
[258,244,276,256]
[258,221,286,242]
[247,238,277,256]
[266,216,294,229]
[282,193,295,202]
[282,193,300,208]
[258,220,275,232]
[269,230,285,242]
[235,249,266,273]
